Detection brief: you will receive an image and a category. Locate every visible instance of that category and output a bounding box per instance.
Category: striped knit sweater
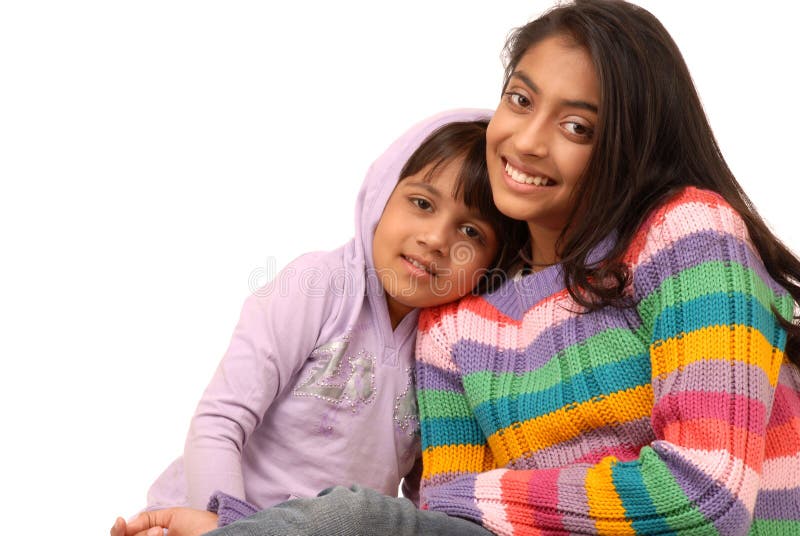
[416,187,800,535]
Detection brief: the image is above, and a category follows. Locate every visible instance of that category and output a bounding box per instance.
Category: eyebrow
[510,71,598,114]
[403,180,492,222]
[402,181,442,197]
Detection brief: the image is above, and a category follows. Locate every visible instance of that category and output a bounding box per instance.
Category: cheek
[485,117,506,154]
[561,146,592,185]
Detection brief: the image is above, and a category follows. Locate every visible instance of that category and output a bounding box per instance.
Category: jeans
[205,485,494,536]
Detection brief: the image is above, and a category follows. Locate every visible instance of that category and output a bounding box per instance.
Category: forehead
[402,155,465,195]
[514,35,599,105]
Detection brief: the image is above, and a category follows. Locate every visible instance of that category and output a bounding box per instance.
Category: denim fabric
[205,485,494,536]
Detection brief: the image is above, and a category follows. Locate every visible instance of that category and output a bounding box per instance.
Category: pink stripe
[458,303,581,352]
[761,454,800,490]
[768,383,800,427]
[633,201,750,267]
[476,471,513,535]
[652,391,767,435]
[416,330,459,371]
[674,446,760,512]
[527,468,565,531]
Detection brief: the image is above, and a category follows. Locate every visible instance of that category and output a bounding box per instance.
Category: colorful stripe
[415,188,799,534]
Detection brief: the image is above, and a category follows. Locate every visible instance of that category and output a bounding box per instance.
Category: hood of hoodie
[351,109,494,315]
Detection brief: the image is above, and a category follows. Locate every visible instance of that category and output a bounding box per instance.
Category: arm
[421,191,793,535]
[184,254,335,507]
[415,304,496,508]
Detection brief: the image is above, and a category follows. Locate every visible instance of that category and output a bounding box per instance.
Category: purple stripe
[556,465,593,533]
[754,487,800,520]
[484,264,565,320]
[777,362,800,391]
[652,359,772,401]
[485,234,617,319]
[416,361,465,393]
[770,384,800,428]
[423,472,475,488]
[483,277,529,320]
[452,306,642,376]
[634,230,787,300]
[422,474,483,522]
[653,441,752,531]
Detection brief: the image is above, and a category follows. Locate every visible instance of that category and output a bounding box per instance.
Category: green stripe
[749,519,800,535]
[638,261,782,323]
[462,328,646,406]
[637,447,719,535]
[418,389,475,420]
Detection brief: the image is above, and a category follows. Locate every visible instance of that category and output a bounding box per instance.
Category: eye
[410,197,433,211]
[563,121,594,141]
[504,91,531,110]
[459,224,483,241]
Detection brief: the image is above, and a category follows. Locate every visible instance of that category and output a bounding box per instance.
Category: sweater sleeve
[184,253,336,508]
[416,304,496,512]
[421,191,794,535]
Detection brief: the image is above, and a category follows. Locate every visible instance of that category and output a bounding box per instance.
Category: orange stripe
[586,458,636,535]
[765,416,800,458]
[487,384,654,466]
[650,325,783,386]
[422,444,496,480]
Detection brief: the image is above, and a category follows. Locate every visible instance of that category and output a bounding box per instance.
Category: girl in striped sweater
[416,1,800,534]
[117,1,800,534]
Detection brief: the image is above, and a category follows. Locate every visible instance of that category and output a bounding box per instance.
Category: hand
[109,508,219,536]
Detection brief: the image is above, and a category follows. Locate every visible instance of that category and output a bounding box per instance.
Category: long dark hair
[502,0,800,364]
[399,120,529,294]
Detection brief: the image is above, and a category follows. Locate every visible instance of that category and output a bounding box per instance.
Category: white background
[1,1,797,533]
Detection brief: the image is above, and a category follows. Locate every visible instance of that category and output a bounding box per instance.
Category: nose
[513,115,550,158]
[416,219,450,257]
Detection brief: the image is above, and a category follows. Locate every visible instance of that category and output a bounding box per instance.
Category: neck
[527,223,562,268]
[385,295,412,330]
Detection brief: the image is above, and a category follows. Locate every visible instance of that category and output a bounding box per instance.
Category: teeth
[505,162,553,186]
[406,256,432,274]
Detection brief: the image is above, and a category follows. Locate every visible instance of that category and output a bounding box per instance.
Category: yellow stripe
[586,457,636,535]
[651,324,783,386]
[486,384,654,467]
[422,444,496,480]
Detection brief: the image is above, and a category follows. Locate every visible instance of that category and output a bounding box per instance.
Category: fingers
[132,528,165,536]
[126,509,173,534]
[110,517,126,536]
[131,528,164,536]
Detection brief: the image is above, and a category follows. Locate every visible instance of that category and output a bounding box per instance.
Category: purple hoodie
[145,108,494,511]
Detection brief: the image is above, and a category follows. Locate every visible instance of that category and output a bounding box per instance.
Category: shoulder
[419,292,500,329]
[624,186,749,266]
[246,246,357,316]
[419,300,463,337]
[418,292,507,352]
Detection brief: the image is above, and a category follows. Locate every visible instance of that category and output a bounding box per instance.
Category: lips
[504,160,555,186]
[402,255,435,276]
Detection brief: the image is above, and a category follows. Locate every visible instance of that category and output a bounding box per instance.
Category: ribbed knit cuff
[206,491,259,527]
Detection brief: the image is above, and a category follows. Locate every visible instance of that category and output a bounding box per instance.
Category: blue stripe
[652,291,780,343]
[421,416,487,450]
[471,352,650,431]
[611,460,676,535]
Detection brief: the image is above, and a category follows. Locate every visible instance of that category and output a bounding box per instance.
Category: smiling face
[372,157,499,328]
[487,34,599,265]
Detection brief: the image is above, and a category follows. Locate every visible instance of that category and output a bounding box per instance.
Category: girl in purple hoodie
[113,108,527,532]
